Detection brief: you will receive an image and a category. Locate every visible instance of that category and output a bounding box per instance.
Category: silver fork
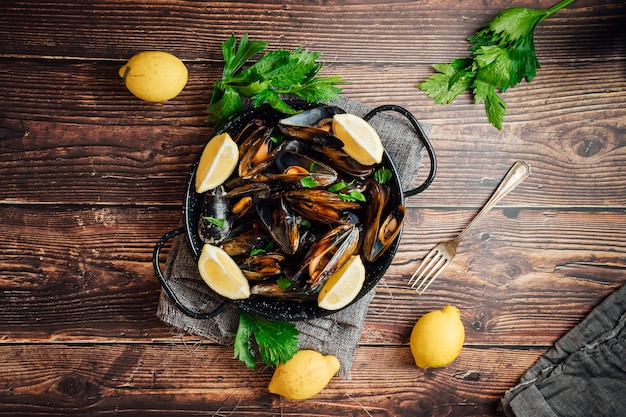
[408,161,531,294]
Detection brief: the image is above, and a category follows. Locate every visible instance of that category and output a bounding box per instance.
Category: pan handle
[153,227,228,320]
[363,104,436,197]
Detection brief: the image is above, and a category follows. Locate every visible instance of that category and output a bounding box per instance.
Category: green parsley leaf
[505,32,541,89]
[252,89,299,115]
[374,167,393,184]
[300,219,312,228]
[233,313,255,369]
[220,34,268,80]
[484,7,549,44]
[473,45,511,87]
[207,86,244,124]
[417,59,474,105]
[233,309,299,369]
[288,75,345,103]
[250,240,275,256]
[339,190,366,202]
[472,78,507,130]
[203,216,226,228]
[417,0,575,129]
[300,176,319,188]
[276,277,292,290]
[328,180,352,192]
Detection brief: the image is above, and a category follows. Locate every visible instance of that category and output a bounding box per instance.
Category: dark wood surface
[1,1,625,415]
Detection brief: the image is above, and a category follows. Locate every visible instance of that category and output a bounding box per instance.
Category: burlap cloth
[156,96,432,378]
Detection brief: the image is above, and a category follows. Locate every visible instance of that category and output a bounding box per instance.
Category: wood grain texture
[1,205,622,345]
[0,0,622,62]
[1,0,625,415]
[1,59,624,206]
[0,344,542,416]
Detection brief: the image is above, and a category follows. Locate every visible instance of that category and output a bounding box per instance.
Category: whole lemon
[410,305,465,368]
[119,51,188,102]
[268,350,340,400]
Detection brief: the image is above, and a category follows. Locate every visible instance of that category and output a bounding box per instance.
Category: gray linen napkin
[501,283,626,417]
[156,96,431,379]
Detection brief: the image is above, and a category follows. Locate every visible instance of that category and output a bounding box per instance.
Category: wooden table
[1,1,625,415]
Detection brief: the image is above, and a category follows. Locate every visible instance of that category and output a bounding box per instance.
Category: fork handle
[456,161,531,243]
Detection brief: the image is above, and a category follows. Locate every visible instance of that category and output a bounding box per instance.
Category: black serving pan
[153,100,436,321]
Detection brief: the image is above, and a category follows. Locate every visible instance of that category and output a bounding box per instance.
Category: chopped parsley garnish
[250,241,275,256]
[339,190,366,202]
[276,277,293,290]
[300,176,319,188]
[328,180,353,192]
[203,216,225,228]
[374,167,393,184]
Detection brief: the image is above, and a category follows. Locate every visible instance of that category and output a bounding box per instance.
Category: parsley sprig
[234,309,299,369]
[417,0,575,129]
[208,34,346,125]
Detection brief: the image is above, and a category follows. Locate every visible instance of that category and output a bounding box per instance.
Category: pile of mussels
[197,106,405,301]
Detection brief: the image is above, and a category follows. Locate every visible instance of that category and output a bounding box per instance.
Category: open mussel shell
[268,151,338,188]
[256,193,300,255]
[278,106,345,148]
[183,100,405,321]
[278,105,344,128]
[197,186,231,245]
[362,180,406,262]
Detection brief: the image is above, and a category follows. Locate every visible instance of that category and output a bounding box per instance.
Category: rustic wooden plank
[0,121,209,206]
[1,205,623,345]
[0,0,620,63]
[1,58,625,206]
[2,58,625,126]
[0,204,178,340]
[1,1,625,415]
[362,205,626,345]
[3,58,623,126]
[0,343,542,416]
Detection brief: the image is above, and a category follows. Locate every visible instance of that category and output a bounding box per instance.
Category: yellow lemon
[318,255,365,310]
[197,243,250,300]
[119,51,188,102]
[410,305,465,368]
[332,113,384,165]
[268,350,340,400]
[194,133,239,193]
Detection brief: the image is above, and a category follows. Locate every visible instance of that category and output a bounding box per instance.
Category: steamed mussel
[196,106,405,301]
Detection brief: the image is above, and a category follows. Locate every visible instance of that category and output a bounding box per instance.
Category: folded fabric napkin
[501,283,626,417]
[156,96,431,378]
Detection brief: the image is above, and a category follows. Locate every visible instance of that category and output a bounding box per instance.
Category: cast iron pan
[153,100,436,321]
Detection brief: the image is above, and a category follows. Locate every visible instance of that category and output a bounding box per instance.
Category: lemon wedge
[197,243,250,300]
[317,255,365,310]
[332,113,384,165]
[195,133,239,193]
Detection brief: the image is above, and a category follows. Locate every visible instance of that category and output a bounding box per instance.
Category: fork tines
[408,247,450,295]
